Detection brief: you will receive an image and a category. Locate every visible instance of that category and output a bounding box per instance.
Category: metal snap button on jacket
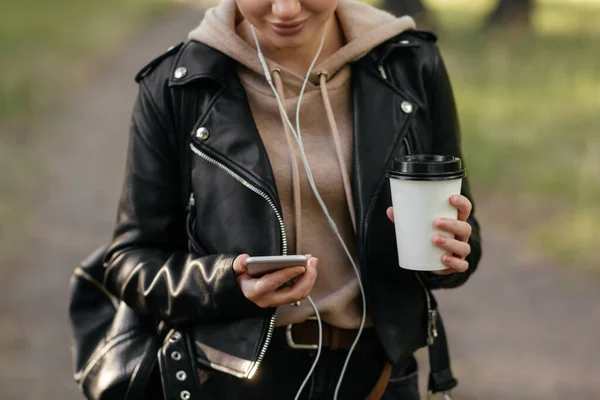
[196,127,210,141]
[174,67,188,79]
[401,101,413,114]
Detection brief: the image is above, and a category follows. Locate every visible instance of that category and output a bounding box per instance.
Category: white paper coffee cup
[387,155,466,271]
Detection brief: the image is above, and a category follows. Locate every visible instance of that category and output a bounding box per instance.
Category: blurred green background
[430,0,599,271]
[0,0,171,266]
[1,0,598,271]
[378,0,600,270]
[0,1,598,399]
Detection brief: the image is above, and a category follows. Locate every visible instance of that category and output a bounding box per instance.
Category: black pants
[201,336,420,400]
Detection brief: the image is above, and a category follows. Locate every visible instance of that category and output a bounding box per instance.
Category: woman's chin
[265,34,308,50]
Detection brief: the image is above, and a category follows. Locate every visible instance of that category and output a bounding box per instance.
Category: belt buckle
[285,324,319,350]
[427,391,452,400]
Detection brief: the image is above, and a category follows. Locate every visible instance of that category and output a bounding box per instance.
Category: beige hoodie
[189,0,414,329]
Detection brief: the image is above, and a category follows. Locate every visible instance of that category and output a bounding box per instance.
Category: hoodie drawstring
[271,68,358,256]
[319,72,357,233]
[272,69,304,253]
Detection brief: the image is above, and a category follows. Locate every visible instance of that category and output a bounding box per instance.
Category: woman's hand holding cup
[386,194,472,276]
[233,254,318,308]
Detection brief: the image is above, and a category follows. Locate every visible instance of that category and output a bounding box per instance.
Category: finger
[281,257,317,296]
[233,254,250,276]
[434,218,472,242]
[256,265,307,295]
[450,195,472,222]
[432,235,471,258]
[266,257,318,306]
[441,253,469,273]
[386,207,395,223]
[244,266,306,307]
[431,268,454,276]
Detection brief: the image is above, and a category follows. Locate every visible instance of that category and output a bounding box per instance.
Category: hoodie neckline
[188,0,415,87]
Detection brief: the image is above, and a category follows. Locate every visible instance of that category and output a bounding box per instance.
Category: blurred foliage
[0,0,598,269]
[425,0,600,34]
[0,0,171,264]
[0,0,171,122]
[421,0,600,268]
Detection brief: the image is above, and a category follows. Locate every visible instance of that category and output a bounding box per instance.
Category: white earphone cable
[250,23,367,400]
[290,26,367,400]
[293,296,322,400]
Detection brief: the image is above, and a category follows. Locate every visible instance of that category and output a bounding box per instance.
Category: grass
[423,0,600,268]
[0,0,172,264]
[0,0,172,122]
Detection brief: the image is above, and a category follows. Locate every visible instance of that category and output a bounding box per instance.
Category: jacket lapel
[191,76,280,200]
[172,41,279,201]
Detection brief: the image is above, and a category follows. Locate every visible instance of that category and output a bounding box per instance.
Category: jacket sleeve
[418,44,482,290]
[104,81,265,325]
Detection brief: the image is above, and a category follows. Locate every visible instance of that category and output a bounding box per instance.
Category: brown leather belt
[273,320,382,353]
[273,321,391,400]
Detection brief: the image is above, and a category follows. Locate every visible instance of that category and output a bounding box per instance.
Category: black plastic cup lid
[387,154,466,181]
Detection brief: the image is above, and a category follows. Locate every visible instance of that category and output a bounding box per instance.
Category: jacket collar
[169,31,427,87]
[168,40,238,87]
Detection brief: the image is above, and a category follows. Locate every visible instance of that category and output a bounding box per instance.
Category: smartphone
[246,255,308,278]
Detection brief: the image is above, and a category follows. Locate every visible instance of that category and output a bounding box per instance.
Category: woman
[104,0,481,398]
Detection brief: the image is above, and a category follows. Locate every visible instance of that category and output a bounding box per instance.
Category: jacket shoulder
[398,29,438,43]
[376,29,442,73]
[135,42,184,83]
[383,29,438,53]
[369,29,439,66]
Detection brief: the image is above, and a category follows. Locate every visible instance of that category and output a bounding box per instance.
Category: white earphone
[250,22,368,400]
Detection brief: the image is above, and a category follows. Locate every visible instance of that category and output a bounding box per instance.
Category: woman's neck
[238,15,345,77]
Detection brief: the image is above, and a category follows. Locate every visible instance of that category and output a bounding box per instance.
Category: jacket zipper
[189,142,285,378]
[378,64,389,80]
[416,274,438,345]
[186,194,203,254]
[403,137,412,156]
[380,64,438,346]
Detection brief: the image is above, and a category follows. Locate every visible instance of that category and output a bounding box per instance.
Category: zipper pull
[185,193,196,214]
[378,64,388,80]
[427,309,438,346]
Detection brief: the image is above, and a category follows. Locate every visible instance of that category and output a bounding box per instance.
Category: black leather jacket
[104,30,481,387]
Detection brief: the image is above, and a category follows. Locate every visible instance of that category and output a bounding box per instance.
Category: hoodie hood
[188,0,415,84]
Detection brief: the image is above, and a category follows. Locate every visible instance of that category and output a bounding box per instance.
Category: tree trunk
[379,0,431,29]
[380,0,427,17]
[485,0,534,29]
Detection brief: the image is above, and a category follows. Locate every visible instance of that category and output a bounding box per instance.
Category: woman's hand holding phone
[233,254,318,308]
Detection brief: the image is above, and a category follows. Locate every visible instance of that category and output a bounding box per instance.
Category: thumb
[233,254,250,276]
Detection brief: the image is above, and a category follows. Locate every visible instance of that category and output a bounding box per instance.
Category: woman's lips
[268,20,307,36]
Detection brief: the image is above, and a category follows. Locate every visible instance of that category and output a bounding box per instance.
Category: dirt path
[428,229,600,399]
[0,6,204,399]
[0,5,598,400]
